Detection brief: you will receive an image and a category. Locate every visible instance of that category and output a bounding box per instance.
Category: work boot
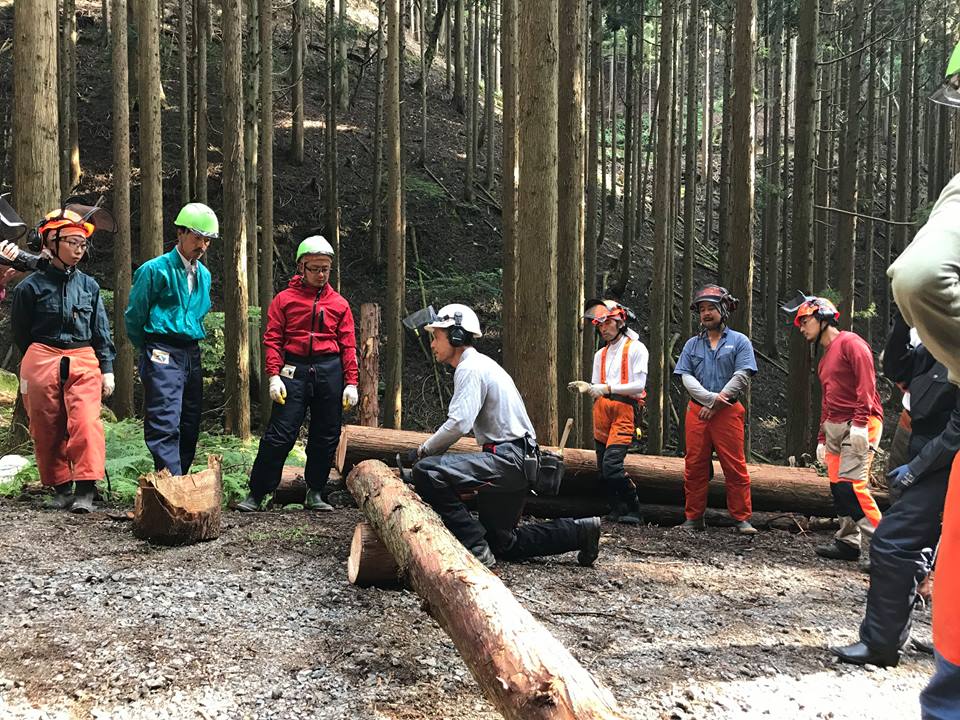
[734,520,758,535]
[305,490,334,512]
[469,541,497,568]
[604,501,628,523]
[680,517,706,531]
[815,540,860,561]
[70,481,96,514]
[44,483,74,510]
[237,494,263,512]
[830,641,900,668]
[575,517,602,567]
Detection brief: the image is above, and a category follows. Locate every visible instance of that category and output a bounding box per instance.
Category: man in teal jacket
[124,203,217,475]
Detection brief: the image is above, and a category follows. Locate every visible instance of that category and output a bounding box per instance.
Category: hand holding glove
[101,372,115,398]
[816,443,826,464]
[268,375,287,405]
[849,424,870,455]
[588,383,610,399]
[887,464,916,493]
[342,384,358,410]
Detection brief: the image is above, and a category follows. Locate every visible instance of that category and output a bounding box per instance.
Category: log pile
[346,460,629,719]
[334,424,886,516]
[133,455,222,545]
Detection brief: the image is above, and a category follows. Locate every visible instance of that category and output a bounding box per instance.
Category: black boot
[604,501,627,523]
[618,492,643,526]
[815,540,860,561]
[70,481,96,514]
[45,482,74,510]
[469,541,496,568]
[305,489,333,511]
[237,494,263,512]
[830,641,900,668]
[575,517,602,567]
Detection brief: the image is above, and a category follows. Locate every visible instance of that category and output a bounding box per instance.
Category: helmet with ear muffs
[690,284,739,323]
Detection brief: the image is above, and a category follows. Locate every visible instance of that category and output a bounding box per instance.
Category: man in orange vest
[675,285,758,534]
[569,299,649,524]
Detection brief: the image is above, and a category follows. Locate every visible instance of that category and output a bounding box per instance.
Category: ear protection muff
[447,311,467,347]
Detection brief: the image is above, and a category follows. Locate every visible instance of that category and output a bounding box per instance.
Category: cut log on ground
[268,467,343,506]
[335,425,888,516]
[133,456,222,546]
[347,521,401,588]
[346,459,629,720]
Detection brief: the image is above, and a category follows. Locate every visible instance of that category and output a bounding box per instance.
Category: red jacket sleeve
[338,302,359,385]
[848,339,878,428]
[263,294,286,377]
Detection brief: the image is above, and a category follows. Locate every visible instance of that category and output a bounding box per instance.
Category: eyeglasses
[304,265,332,275]
[60,239,88,250]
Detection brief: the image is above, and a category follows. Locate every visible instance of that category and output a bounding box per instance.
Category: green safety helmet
[296,235,335,260]
[930,40,960,108]
[174,203,219,239]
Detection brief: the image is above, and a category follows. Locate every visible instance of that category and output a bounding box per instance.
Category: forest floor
[0,497,934,720]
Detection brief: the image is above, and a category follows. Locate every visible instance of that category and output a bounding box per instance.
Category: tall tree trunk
[832,0,865,330]
[763,0,782,356]
[557,0,585,451]
[290,0,305,164]
[812,0,833,293]
[501,0,519,376]
[180,0,192,204]
[222,0,251,439]
[258,0,276,425]
[613,29,634,298]
[483,1,497,189]
[717,26,732,277]
[137,0,163,263]
[338,0,350,111]
[681,0,698,342]
[780,29,792,292]
[60,0,81,191]
[245,0,260,308]
[413,0,449,85]
[464,0,476,200]
[598,68,607,246]
[703,13,713,250]
[419,0,428,166]
[515,0,559,445]
[882,39,894,330]
[326,0,342,286]
[384,0,405,427]
[453,0,465,112]
[194,0,209,202]
[860,6,877,343]
[579,0,600,446]
[372,0,386,265]
[648,0,675,456]
[445,1,452,93]
[784,0,817,461]
[908,3,920,219]
[608,30,618,207]
[894,23,913,252]
[112,0,135,419]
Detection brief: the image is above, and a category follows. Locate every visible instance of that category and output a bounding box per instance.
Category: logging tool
[557,417,574,458]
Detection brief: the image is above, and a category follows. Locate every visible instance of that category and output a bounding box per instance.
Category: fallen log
[347,521,401,588]
[133,456,222,546]
[346,459,629,720]
[335,425,887,515]
[268,467,343,506]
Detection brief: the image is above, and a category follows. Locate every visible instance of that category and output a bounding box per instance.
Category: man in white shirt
[569,299,648,524]
[405,303,601,568]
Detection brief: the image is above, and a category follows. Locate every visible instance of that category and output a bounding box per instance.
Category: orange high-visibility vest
[600,338,646,403]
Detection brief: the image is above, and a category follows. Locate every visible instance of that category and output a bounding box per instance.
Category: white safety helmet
[425,303,482,344]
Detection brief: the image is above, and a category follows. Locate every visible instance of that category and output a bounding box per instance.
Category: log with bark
[347,521,401,588]
[133,456,222,545]
[346,459,629,720]
[267,467,345,506]
[335,424,886,516]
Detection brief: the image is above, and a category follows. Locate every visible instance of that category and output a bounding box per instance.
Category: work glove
[588,383,611,399]
[101,372,115,398]
[342,384,358,410]
[567,380,592,394]
[887,464,916,494]
[849,425,870,455]
[816,443,826,465]
[401,447,422,468]
[268,375,287,405]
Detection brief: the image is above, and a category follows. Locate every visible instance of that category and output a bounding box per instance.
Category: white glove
[268,375,287,405]
[567,380,592,395]
[342,384,358,409]
[0,240,18,261]
[816,443,826,464]
[588,383,610,399]
[101,372,115,398]
[849,425,870,455]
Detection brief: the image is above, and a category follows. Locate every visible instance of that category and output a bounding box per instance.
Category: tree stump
[133,455,222,546]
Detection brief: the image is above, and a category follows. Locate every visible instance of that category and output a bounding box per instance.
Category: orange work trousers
[20,343,105,487]
[683,401,752,521]
[593,396,635,445]
[934,451,960,665]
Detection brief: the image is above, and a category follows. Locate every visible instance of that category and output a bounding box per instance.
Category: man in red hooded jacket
[239,236,358,512]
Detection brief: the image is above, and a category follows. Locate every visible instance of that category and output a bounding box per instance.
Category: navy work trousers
[248,354,343,499]
[139,337,203,476]
[859,436,947,653]
[412,441,579,560]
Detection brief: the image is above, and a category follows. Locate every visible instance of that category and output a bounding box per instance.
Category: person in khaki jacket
[784,293,882,571]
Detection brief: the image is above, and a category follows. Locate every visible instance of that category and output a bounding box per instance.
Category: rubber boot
[618,492,643,526]
[44,482,74,510]
[604,501,627,523]
[237,494,263,512]
[575,517,602,567]
[305,489,334,512]
[70,481,96,514]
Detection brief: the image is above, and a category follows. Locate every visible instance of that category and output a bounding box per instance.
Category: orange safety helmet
[584,298,628,326]
[37,208,95,241]
[781,291,840,327]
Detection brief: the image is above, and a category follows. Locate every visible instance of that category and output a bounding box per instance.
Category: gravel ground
[0,497,935,720]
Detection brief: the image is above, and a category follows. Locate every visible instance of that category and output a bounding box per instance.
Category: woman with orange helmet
[10,206,115,512]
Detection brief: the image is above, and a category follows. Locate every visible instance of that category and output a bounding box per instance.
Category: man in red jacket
[785,293,883,570]
[239,236,358,512]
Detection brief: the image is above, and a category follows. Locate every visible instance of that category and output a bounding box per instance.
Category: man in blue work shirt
[124,203,217,476]
[674,284,758,533]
